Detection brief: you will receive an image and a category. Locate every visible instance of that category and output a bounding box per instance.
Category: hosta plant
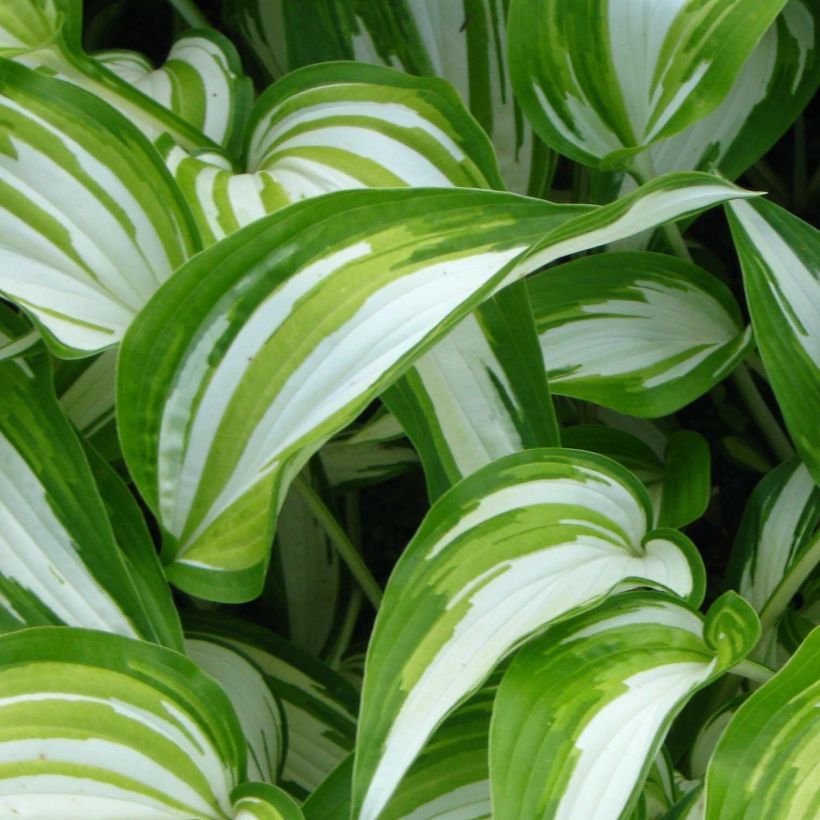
[0,0,818,818]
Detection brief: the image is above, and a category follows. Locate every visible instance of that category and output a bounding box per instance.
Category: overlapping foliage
[0,1,818,818]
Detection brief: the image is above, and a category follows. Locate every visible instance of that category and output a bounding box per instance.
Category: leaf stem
[730,362,794,462]
[729,659,775,685]
[167,0,210,28]
[293,475,383,610]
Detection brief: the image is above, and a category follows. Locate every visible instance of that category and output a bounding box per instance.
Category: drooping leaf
[0,308,176,645]
[352,448,706,819]
[222,0,549,194]
[490,591,758,820]
[727,196,820,482]
[529,252,752,417]
[0,60,200,356]
[704,626,820,819]
[95,28,252,151]
[163,60,502,247]
[183,613,359,798]
[0,626,246,818]
[185,637,286,784]
[118,175,756,601]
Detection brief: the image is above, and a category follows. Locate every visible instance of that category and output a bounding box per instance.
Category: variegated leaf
[529,252,752,417]
[0,626,247,818]
[319,436,418,491]
[95,29,252,152]
[223,0,549,194]
[704,626,820,819]
[353,448,706,819]
[0,307,178,645]
[117,175,757,601]
[508,0,789,168]
[232,782,305,819]
[0,60,200,355]
[185,637,286,785]
[727,197,820,482]
[1,0,217,150]
[163,60,501,247]
[490,591,759,820]
[183,613,359,798]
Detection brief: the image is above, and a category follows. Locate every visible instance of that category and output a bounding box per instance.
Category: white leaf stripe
[118,175,755,601]
[353,449,706,819]
[727,196,820,482]
[0,628,247,819]
[529,251,751,417]
[508,0,790,166]
[490,592,758,820]
[0,61,200,355]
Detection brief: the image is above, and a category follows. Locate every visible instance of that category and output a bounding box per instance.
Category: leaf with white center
[1,0,218,151]
[223,0,550,195]
[117,175,757,601]
[232,782,305,819]
[95,29,252,151]
[385,280,560,499]
[490,591,758,820]
[508,0,789,168]
[186,637,285,784]
[529,252,752,417]
[704,626,820,819]
[183,613,359,798]
[353,448,706,819]
[562,426,711,529]
[0,314,177,645]
[0,60,200,356]
[0,626,246,819]
[727,197,820,482]
[163,60,502,247]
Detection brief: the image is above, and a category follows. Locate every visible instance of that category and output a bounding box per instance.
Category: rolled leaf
[727,197,820,482]
[118,175,756,601]
[704,626,820,819]
[352,448,706,819]
[95,29,252,151]
[508,0,788,167]
[490,591,759,820]
[0,627,246,818]
[0,60,200,355]
[529,252,751,417]
[232,783,306,819]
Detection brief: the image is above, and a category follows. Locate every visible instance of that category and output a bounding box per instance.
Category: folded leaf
[353,448,706,819]
[95,29,252,151]
[232,782,306,819]
[490,591,759,820]
[0,627,246,818]
[704,626,820,819]
[508,0,789,167]
[727,197,820,482]
[529,252,751,417]
[0,60,200,355]
[118,175,756,601]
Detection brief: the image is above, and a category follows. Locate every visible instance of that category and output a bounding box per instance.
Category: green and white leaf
[727,196,820,482]
[353,448,706,819]
[490,591,759,820]
[163,60,502,247]
[1,0,219,150]
[0,60,200,355]
[0,317,175,644]
[185,637,286,785]
[118,175,757,601]
[319,436,418,491]
[508,0,789,167]
[232,782,306,820]
[183,613,359,798]
[223,0,549,194]
[0,626,246,818]
[385,280,559,499]
[704,626,820,819]
[561,425,711,530]
[95,28,252,151]
[529,252,752,417]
